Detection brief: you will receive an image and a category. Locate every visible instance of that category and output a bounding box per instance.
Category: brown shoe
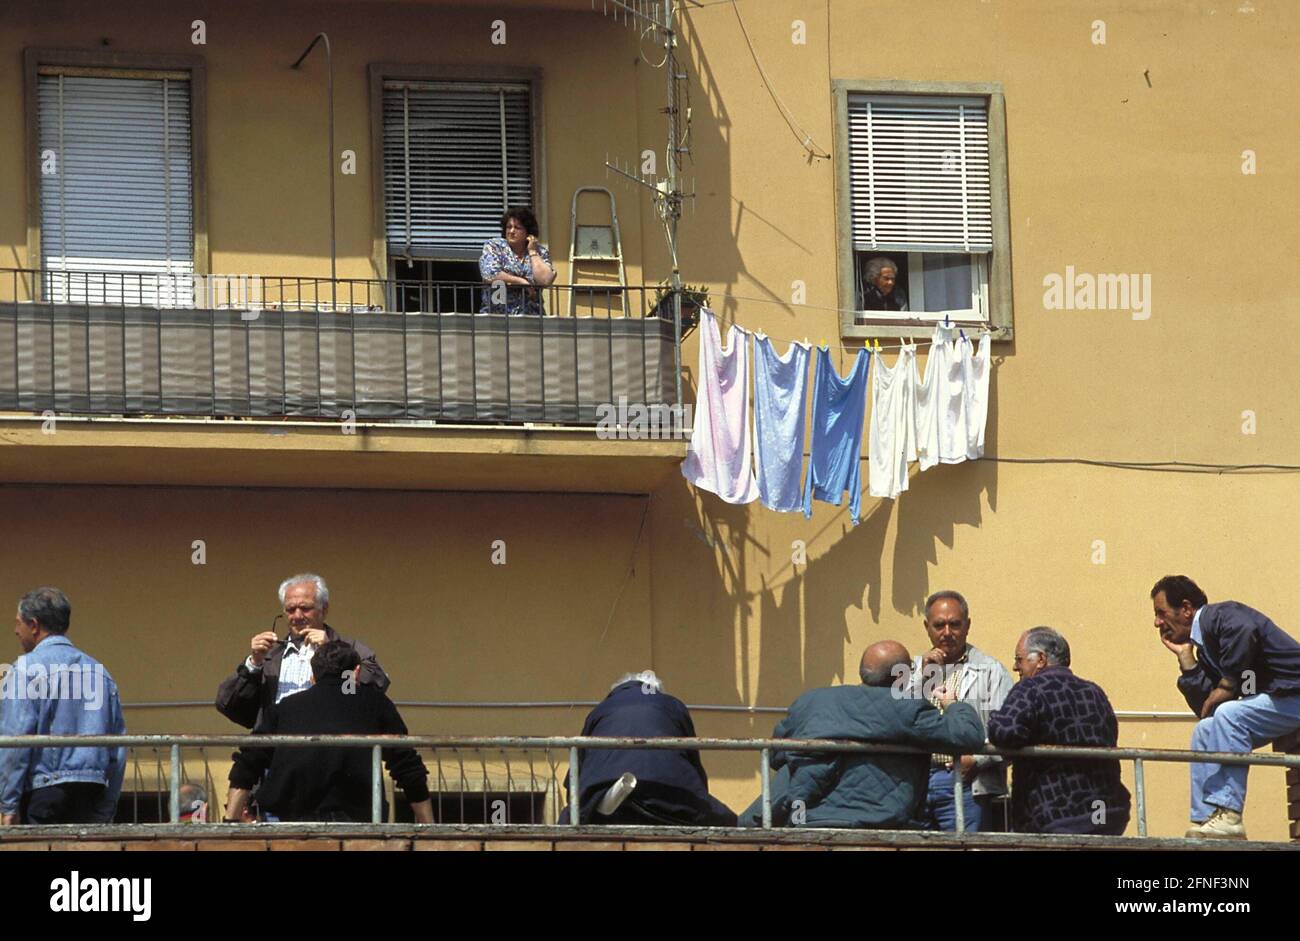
[1184,808,1246,840]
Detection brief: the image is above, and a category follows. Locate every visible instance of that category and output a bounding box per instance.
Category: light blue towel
[802,347,870,525]
[752,335,811,512]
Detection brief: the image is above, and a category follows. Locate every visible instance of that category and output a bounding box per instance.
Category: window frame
[23,48,210,292]
[832,79,1012,341]
[368,63,546,282]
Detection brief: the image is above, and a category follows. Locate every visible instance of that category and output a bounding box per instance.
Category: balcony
[0,268,692,492]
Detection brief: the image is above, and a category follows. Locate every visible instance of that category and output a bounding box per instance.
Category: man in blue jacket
[1,587,126,825]
[1151,575,1300,840]
[739,640,985,829]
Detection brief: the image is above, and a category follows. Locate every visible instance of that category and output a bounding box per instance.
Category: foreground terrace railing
[0,268,686,424]
[2,735,1297,839]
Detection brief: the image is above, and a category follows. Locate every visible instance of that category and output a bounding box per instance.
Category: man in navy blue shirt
[1151,575,1300,840]
[560,671,735,826]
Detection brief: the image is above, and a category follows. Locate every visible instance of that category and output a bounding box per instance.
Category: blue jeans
[923,767,988,832]
[1190,692,1300,821]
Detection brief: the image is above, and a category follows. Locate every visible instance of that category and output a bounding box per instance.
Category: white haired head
[278,573,329,608]
[612,670,663,694]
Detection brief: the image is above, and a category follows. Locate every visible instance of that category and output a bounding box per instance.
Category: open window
[380,76,538,312]
[834,82,1012,340]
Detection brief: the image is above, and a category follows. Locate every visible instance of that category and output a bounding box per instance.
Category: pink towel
[681,310,760,504]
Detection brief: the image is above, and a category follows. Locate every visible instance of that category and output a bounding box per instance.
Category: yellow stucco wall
[1,0,1297,840]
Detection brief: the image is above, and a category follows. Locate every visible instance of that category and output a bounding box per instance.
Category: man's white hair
[278,573,329,608]
[612,670,663,693]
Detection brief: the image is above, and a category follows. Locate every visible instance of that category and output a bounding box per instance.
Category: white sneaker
[1184,807,1246,840]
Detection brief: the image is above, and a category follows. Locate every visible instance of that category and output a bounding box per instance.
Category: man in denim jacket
[0,588,126,825]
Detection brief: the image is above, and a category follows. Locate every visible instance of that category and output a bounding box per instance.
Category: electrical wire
[726,0,832,160]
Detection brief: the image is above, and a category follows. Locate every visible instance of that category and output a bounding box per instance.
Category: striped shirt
[274,635,317,704]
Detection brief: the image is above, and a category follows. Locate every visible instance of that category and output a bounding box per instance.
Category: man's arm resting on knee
[1199,680,1238,719]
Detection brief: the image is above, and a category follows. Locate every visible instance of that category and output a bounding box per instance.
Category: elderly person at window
[861,256,907,312]
[479,206,556,315]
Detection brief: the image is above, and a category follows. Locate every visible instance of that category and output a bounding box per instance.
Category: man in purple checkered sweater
[985,627,1131,835]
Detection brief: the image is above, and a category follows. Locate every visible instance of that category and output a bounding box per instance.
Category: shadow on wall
[891,359,1001,617]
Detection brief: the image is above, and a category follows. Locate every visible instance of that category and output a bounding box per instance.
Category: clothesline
[709,311,1008,357]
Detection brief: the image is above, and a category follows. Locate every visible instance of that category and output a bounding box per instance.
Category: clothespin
[944,314,950,328]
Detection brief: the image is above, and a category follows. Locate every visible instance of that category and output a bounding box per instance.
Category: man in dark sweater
[224,641,433,823]
[560,671,735,826]
[986,627,1130,835]
[1151,575,1300,840]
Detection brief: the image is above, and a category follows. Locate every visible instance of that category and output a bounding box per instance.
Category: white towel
[916,325,991,468]
[963,331,992,459]
[681,310,760,504]
[868,343,917,499]
[752,335,811,512]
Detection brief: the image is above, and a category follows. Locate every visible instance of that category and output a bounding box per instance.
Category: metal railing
[2,734,1297,839]
[0,267,688,425]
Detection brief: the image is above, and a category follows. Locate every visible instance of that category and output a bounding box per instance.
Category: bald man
[739,641,985,829]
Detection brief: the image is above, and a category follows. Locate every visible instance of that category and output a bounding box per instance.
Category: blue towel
[752,336,811,512]
[802,347,870,525]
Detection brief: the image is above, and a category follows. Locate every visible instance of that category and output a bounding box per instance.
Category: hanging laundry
[752,335,811,512]
[914,324,964,468]
[868,342,918,499]
[962,331,992,459]
[916,324,991,468]
[802,346,870,525]
[681,309,760,504]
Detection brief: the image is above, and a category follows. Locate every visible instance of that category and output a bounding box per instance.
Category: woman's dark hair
[499,206,539,238]
[1150,575,1208,611]
[311,640,362,682]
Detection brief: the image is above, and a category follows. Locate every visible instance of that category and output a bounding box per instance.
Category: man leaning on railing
[0,587,126,826]
[739,641,985,829]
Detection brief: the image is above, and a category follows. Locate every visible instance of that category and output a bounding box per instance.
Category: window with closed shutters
[382,80,534,266]
[846,94,993,324]
[38,70,194,306]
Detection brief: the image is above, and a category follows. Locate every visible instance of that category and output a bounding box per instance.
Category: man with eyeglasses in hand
[215,573,388,730]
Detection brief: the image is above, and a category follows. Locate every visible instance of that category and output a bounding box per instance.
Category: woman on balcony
[479,207,556,315]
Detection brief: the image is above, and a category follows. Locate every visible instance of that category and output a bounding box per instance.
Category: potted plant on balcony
[650,282,708,329]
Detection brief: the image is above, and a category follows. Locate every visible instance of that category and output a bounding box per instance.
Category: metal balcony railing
[0,268,691,425]
[2,734,1297,840]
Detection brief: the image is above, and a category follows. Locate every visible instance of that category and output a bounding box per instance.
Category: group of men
[569,580,1300,840]
[2,574,1298,841]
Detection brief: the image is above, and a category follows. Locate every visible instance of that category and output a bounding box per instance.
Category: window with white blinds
[383,80,535,262]
[38,71,194,305]
[847,95,993,254]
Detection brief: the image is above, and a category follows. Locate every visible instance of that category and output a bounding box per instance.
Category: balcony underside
[0,419,687,492]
